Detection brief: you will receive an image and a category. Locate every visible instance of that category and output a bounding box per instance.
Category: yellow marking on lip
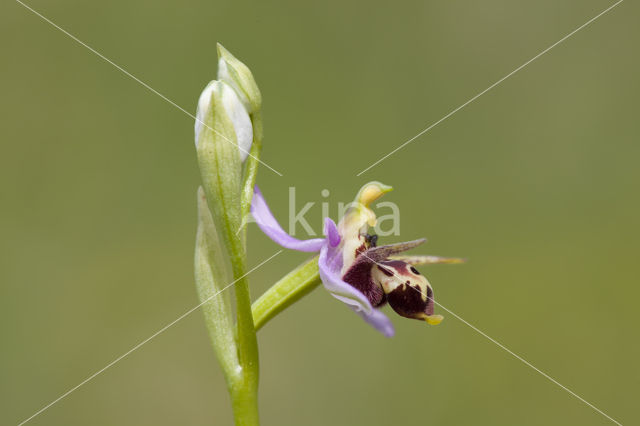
[424,314,444,325]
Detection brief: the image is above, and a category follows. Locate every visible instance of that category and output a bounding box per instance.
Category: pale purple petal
[251,186,325,252]
[323,217,340,247]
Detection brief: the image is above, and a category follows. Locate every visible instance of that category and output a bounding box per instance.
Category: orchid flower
[251,182,464,337]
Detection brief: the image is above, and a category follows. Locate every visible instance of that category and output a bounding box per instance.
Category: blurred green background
[1,0,638,424]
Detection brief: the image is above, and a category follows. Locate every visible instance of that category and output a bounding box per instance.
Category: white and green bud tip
[216,43,262,115]
[195,79,253,162]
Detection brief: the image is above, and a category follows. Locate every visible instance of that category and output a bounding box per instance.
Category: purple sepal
[251,186,325,252]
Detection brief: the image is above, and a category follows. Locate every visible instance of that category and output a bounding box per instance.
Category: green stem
[252,256,321,331]
[240,112,263,245]
[227,111,264,426]
[229,386,260,426]
[233,252,260,369]
[222,227,258,426]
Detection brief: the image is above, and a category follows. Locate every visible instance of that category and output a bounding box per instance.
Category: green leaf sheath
[252,256,322,331]
[195,188,239,383]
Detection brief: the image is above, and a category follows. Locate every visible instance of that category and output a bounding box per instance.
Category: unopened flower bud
[195,80,252,253]
[195,80,253,162]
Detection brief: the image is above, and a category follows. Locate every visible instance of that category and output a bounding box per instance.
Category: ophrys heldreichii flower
[251,182,464,337]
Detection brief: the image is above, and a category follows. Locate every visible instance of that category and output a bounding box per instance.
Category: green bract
[194,187,239,382]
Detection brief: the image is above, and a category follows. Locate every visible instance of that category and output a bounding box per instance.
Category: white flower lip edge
[195,80,253,162]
